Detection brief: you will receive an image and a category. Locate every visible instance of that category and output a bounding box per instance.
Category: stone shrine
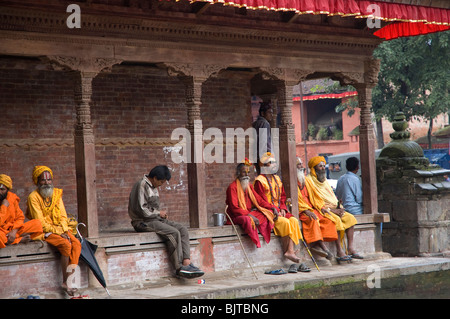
[377,112,450,256]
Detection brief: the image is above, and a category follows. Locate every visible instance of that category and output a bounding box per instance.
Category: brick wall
[0,57,78,219]
[1,58,255,232]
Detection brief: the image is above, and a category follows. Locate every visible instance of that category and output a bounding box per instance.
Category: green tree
[372,31,450,149]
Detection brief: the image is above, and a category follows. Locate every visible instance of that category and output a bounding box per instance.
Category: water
[257,270,450,299]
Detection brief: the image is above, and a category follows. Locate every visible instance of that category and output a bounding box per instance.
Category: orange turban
[32,166,53,185]
[308,156,326,178]
[0,174,12,190]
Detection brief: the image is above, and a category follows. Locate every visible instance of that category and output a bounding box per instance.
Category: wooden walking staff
[286,198,320,272]
[224,206,259,280]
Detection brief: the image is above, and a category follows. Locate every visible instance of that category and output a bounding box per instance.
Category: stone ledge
[0,240,58,266]
[0,213,387,264]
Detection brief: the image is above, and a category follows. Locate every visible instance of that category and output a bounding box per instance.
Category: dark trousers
[134,218,190,270]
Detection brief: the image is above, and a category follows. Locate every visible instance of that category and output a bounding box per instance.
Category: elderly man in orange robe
[295,158,340,261]
[306,156,362,262]
[253,153,302,263]
[0,174,42,249]
[27,166,82,296]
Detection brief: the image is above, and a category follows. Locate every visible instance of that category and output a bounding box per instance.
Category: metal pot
[213,213,226,226]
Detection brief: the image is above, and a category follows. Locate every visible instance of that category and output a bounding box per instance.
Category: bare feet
[284,252,300,263]
[19,234,31,244]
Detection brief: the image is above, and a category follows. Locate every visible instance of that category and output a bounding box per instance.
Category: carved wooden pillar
[275,79,299,217]
[183,76,207,228]
[46,56,121,237]
[166,63,226,228]
[354,58,380,215]
[72,71,99,237]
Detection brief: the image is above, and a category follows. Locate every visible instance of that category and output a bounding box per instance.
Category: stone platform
[78,255,449,299]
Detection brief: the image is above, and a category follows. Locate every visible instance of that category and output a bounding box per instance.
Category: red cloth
[253,179,291,217]
[225,180,274,247]
[178,0,449,40]
[374,22,450,40]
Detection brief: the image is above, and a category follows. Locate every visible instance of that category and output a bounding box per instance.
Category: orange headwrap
[32,166,53,185]
[308,156,326,178]
[0,174,12,190]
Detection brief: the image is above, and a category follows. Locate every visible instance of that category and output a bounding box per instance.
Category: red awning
[179,0,450,40]
[293,91,358,101]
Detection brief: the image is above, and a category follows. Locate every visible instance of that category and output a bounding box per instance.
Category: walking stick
[224,206,259,280]
[286,198,320,272]
[299,224,320,272]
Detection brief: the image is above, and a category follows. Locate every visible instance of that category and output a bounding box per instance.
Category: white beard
[297,169,305,187]
[39,184,54,199]
[239,176,250,192]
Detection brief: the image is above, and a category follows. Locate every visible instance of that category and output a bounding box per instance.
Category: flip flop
[335,255,352,264]
[264,269,287,275]
[288,264,298,273]
[350,253,364,259]
[298,263,311,272]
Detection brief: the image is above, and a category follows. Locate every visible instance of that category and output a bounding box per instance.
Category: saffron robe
[306,175,357,232]
[254,175,301,245]
[297,183,338,244]
[0,192,43,248]
[27,189,81,264]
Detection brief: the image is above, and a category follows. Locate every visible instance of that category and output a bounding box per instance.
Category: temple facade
[0,0,448,297]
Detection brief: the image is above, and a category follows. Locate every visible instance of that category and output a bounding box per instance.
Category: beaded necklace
[264,174,280,209]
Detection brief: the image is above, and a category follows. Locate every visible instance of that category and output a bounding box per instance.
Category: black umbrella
[77,223,110,297]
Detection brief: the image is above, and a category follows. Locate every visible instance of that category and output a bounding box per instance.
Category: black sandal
[298,263,311,272]
[288,264,298,273]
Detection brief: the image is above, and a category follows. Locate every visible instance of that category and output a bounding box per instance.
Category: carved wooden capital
[260,67,312,84]
[336,72,364,86]
[336,57,380,87]
[364,57,380,87]
[45,56,122,74]
[164,62,227,81]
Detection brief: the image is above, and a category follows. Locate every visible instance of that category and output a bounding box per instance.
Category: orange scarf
[236,179,274,229]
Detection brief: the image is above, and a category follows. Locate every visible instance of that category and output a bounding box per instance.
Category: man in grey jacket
[128,165,204,278]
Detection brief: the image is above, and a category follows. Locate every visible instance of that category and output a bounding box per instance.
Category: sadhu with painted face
[306,156,363,263]
[253,152,302,263]
[26,166,82,296]
[295,157,339,261]
[226,159,277,248]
